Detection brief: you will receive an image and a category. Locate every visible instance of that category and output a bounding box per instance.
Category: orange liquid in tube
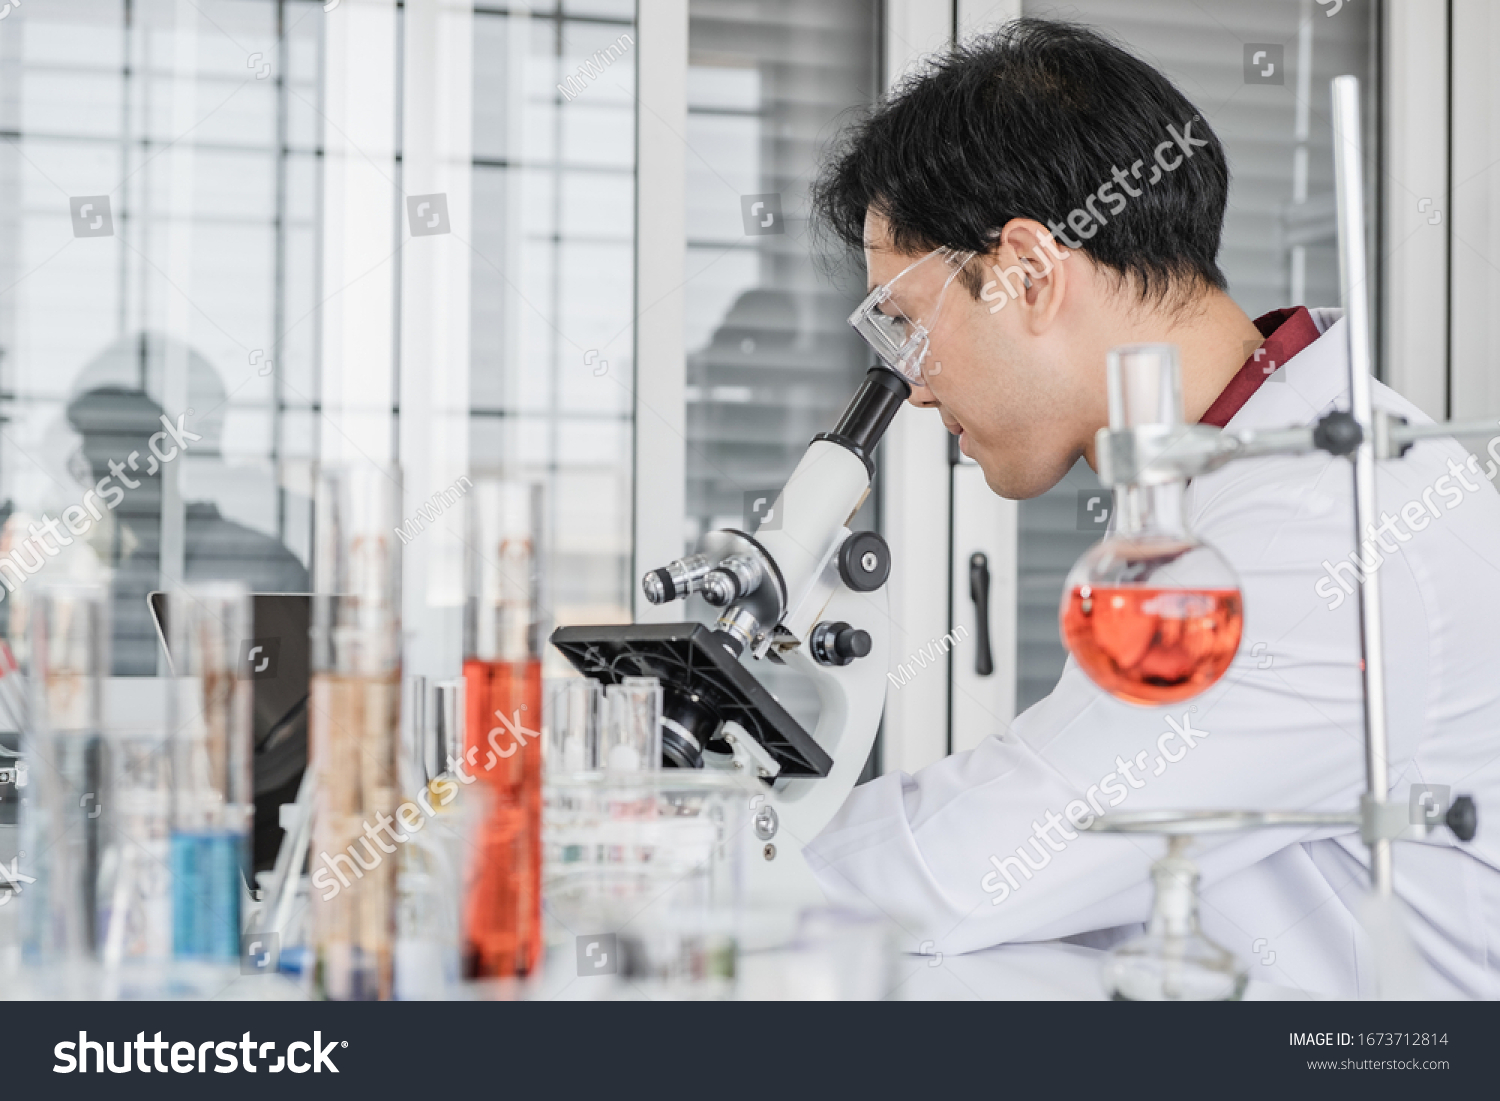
[461,659,543,979]
[1061,586,1242,705]
[461,479,545,980]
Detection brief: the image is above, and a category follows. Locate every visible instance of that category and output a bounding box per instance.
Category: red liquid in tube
[1061,586,1243,705]
[462,657,543,978]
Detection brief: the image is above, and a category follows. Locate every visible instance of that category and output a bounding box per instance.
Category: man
[66,376,309,676]
[806,20,1500,998]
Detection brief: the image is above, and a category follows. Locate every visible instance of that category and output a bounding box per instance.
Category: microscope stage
[549,622,832,778]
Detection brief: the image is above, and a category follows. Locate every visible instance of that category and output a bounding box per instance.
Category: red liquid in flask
[1061,586,1243,705]
[462,657,542,978]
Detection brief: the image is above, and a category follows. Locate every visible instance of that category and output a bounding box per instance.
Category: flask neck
[1116,480,1188,539]
[1146,851,1202,939]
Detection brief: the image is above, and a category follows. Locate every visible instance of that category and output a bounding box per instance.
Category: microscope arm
[643,367,907,658]
[740,578,891,907]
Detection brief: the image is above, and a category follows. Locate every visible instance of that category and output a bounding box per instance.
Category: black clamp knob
[838,531,891,593]
[1447,795,1477,842]
[1313,410,1363,457]
[810,620,871,666]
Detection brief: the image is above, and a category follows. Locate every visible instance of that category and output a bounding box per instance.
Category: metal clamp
[1358,795,1411,844]
[1095,422,1322,488]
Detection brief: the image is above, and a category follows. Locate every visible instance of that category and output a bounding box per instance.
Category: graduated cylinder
[462,477,544,979]
[167,582,253,962]
[309,465,403,1001]
[23,583,108,971]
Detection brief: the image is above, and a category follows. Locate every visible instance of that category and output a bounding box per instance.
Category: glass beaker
[601,677,662,773]
[308,465,403,1001]
[1062,344,1243,704]
[545,676,601,774]
[1103,836,1248,1000]
[462,477,545,980]
[543,770,747,999]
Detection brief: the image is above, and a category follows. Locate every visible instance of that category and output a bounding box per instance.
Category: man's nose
[906,379,938,408]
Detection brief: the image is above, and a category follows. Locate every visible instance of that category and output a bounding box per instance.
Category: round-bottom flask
[1063,344,1244,704]
[1062,529,1243,705]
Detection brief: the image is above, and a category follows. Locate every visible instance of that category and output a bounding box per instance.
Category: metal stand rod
[1389,416,1500,449]
[1332,75,1393,896]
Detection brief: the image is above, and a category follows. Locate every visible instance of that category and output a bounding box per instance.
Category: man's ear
[983,218,1070,335]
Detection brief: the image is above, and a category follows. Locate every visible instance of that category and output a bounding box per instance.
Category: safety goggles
[847,246,977,384]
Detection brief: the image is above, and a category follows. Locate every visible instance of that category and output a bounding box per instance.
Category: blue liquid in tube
[171,831,244,959]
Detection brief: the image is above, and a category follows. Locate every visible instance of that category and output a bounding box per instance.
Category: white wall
[1450,0,1500,425]
[632,0,689,621]
[1383,0,1448,419]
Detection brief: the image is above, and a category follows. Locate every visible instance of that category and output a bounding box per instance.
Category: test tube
[602,677,663,772]
[392,677,468,1000]
[309,465,402,1001]
[462,476,544,978]
[22,582,107,967]
[167,583,252,962]
[545,677,600,773]
[426,678,466,783]
[403,673,429,795]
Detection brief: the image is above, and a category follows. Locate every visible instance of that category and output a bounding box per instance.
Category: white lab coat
[807,310,1500,999]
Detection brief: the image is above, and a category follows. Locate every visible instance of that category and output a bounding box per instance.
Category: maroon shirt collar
[1199,306,1322,428]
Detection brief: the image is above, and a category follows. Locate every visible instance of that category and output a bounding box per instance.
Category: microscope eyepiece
[812,366,911,475]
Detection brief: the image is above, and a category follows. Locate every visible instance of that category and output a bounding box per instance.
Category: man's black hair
[813,19,1229,303]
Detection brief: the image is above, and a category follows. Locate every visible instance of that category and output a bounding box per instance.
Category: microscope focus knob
[838,531,891,593]
[811,620,871,666]
[1447,795,1477,842]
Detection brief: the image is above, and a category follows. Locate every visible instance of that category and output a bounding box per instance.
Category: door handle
[968,552,994,677]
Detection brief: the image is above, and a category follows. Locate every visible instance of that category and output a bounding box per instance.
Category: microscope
[551,367,907,904]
